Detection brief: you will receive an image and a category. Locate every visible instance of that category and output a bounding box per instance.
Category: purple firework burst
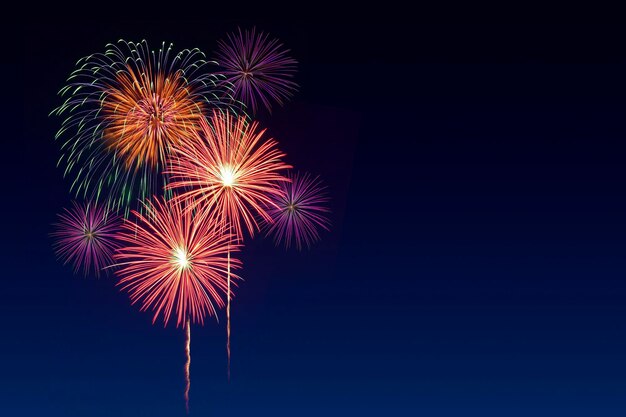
[51,201,121,277]
[215,27,298,114]
[265,172,331,250]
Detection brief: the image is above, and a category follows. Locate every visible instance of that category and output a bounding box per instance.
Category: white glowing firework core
[173,247,190,269]
[219,165,236,187]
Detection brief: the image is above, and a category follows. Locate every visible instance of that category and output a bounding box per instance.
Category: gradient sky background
[3,20,626,416]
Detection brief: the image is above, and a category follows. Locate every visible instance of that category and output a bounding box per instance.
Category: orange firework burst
[103,67,205,169]
[167,110,290,378]
[167,111,291,240]
[113,197,242,327]
[53,40,230,213]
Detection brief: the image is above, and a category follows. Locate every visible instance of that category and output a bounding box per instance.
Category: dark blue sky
[3,20,626,415]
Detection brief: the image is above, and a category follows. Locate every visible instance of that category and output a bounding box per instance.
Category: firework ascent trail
[185,319,191,413]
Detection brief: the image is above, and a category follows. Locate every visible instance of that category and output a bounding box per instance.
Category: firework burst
[167,111,291,240]
[215,27,298,114]
[51,201,121,277]
[52,39,230,214]
[265,171,331,250]
[113,197,241,327]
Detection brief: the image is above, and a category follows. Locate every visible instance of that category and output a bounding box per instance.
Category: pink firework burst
[265,171,331,250]
[113,197,242,327]
[51,201,121,277]
[215,27,298,114]
[166,110,291,241]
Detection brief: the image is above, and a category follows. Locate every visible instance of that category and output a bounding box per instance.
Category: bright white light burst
[173,247,190,269]
[219,165,236,187]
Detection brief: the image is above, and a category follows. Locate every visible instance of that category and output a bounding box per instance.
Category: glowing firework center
[219,165,237,187]
[173,247,191,270]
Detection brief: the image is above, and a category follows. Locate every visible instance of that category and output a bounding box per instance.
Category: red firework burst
[166,110,291,240]
[51,201,121,277]
[113,197,241,327]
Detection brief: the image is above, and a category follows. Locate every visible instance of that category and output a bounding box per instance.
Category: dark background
[3,20,626,415]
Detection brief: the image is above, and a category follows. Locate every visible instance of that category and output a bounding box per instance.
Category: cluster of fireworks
[50,29,330,412]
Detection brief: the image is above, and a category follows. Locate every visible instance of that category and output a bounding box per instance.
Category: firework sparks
[167,110,290,377]
[265,171,331,250]
[52,40,230,214]
[113,197,241,327]
[215,27,298,114]
[51,201,121,277]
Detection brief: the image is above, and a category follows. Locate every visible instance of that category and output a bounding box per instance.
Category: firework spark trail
[167,110,290,378]
[185,319,191,414]
[52,40,232,214]
[215,27,298,114]
[227,241,231,381]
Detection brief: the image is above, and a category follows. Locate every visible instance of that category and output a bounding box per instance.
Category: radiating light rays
[215,27,298,114]
[113,197,242,327]
[51,201,121,277]
[265,171,331,250]
[167,110,291,241]
[52,39,231,214]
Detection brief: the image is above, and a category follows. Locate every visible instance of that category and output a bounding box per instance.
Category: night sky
[4,20,626,415]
